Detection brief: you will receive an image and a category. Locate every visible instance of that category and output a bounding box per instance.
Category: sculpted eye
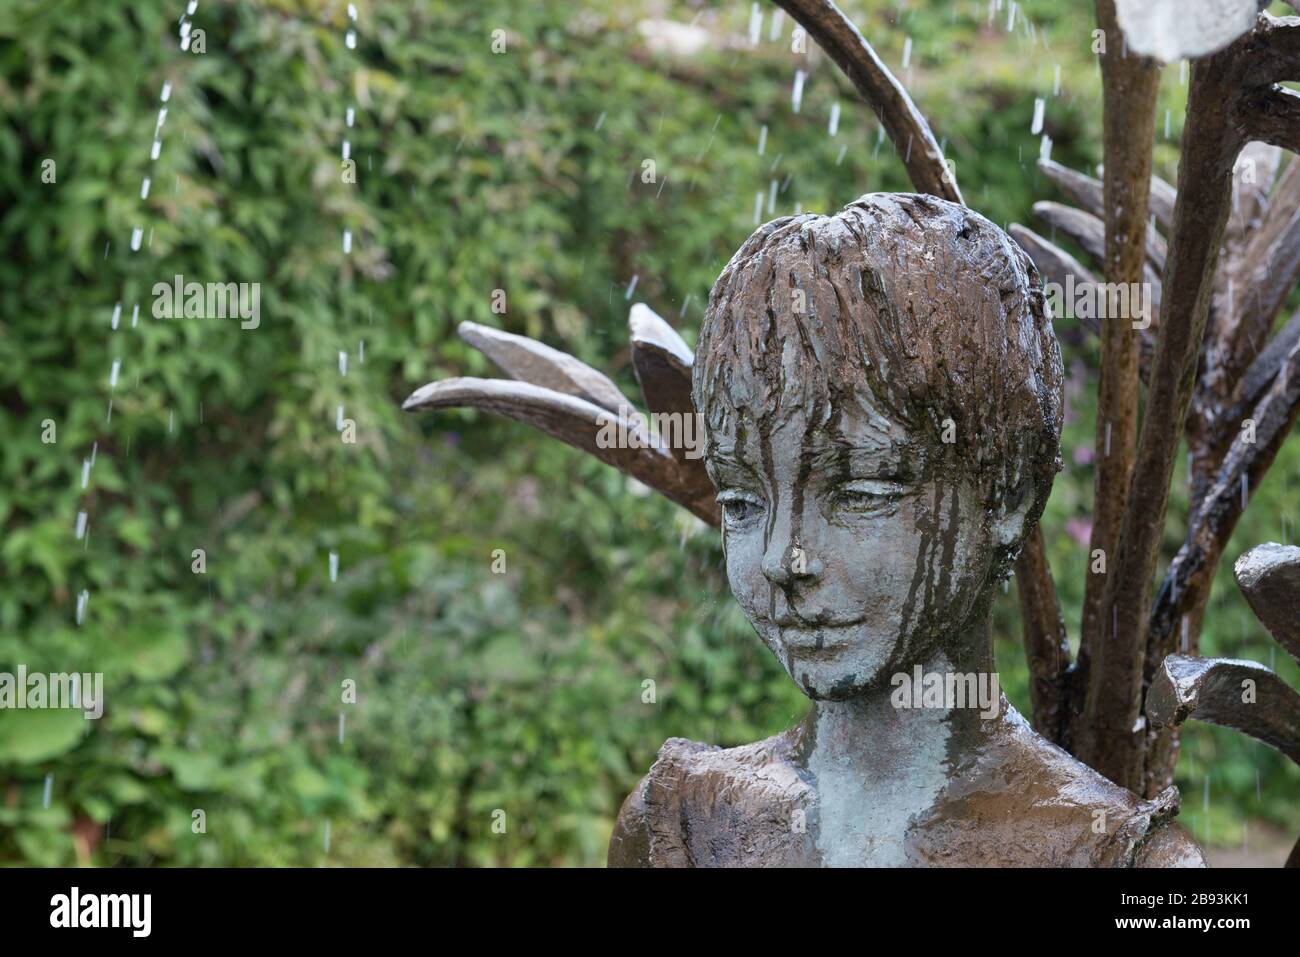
[717,490,765,526]
[834,479,907,513]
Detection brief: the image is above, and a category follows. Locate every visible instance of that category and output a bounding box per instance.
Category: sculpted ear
[993,482,1038,551]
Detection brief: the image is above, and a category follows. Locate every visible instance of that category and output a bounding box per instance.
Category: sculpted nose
[762,542,824,587]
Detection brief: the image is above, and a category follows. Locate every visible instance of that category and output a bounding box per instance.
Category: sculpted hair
[692,192,1064,540]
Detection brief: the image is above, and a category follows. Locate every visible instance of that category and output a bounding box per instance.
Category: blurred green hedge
[1,0,1296,865]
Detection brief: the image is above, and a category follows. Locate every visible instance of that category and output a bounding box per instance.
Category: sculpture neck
[803,613,1000,758]
[794,614,1003,865]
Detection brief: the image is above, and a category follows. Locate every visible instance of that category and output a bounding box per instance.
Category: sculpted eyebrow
[706,452,758,481]
[808,443,922,479]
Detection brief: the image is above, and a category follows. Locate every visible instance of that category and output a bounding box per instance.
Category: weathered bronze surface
[1146,543,1300,864]
[606,194,1205,867]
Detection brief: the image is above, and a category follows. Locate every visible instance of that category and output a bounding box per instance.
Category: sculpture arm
[607,776,653,868]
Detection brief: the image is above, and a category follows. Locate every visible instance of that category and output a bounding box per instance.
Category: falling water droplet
[323,820,332,854]
[110,302,121,330]
[338,713,346,744]
[140,177,152,200]
[1038,134,1052,162]
[902,36,913,70]
[109,359,121,389]
[1053,64,1061,96]
[151,139,162,161]
[1031,97,1045,135]
[329,552,339,583]
[828,102,840,137]
[748,3,762,46]
[753,191,764,225]
[76,590,89,625]
[339,351,348,376]
[81,459,91,489]
[130,227,143,252]
[160,81,172,102]
[791,69,806,113]
[342,230,353,254]
[625,274,639,299]
[757,124,768,156]
[43,775,53,809]
[346,106,355,128]
[346,30,357,49]
[75,511,88,540]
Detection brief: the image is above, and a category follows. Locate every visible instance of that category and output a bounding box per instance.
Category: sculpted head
[692,193,1063,701]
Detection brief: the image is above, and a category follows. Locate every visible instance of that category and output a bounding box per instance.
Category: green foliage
[0,0,1295,866]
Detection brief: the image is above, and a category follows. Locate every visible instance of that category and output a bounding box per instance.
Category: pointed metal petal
[456,321,629,414]
[1095,164,1177,233]
[1147,654,1300,765]
[1033,199,1166,274]
[1011,223,1154,376]
[1149,173,1177,234]
[1010,224,1101,335]
[403,377,718,525]
[1235,543,1300,666]
[628,303,693,366]
[1037,159,1103,219]
[627,304,703,474]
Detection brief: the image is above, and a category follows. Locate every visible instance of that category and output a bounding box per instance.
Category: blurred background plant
[0,0,1296,866]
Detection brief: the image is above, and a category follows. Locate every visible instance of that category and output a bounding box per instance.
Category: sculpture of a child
[605,193,1205,867]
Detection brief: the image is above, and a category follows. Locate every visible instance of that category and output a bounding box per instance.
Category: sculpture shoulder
[1132,819,1207,868]
[913,707,1206,867]
[607,732,814,867]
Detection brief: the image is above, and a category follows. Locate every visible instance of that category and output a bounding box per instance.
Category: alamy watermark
[1044,273,1152,330]
[0,666,103,719]
[890,666,1000,720]
[152,274,260,329]
[595,404,704,459]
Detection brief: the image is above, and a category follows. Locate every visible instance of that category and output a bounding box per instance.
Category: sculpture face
[708,394,997,701]
[692,195,1064,703]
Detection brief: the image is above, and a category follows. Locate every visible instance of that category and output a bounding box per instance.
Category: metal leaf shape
[1235,542,1300,666]
[1147,654,1300,765]
[627,304,702,471]
[403,376,718,525]
[456,321,629,414]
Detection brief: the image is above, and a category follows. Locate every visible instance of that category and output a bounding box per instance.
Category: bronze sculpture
[405,193,1205,866]
[604,193,1203,867]
[402,0,1300,865]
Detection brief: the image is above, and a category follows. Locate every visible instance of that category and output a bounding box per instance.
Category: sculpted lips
[768,620,866,654]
